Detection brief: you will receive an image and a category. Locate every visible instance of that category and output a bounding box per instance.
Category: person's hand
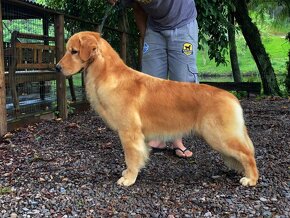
[107,0,118,5]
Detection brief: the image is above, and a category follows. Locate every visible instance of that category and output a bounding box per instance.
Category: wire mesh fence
[2,1,57,120]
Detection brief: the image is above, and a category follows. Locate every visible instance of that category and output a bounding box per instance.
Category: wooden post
[8,31,19,114]
[119,7,128,63]
[120,33,127,63]
[54,14,67,119]
[40,18,49,100]
[0,0,7,136]
[68,77,76,101]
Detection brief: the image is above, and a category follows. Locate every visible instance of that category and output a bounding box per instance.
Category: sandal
[174,148,193,158]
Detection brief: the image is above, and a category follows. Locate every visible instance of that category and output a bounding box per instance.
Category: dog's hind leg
[117,129,149,186]
[202,119,259,187]
[200,101,259,186]
[221,128,254,174]
[237,128,259,186]
[225,137,258,186]
[221,155,244,173]
[205,132,259,186]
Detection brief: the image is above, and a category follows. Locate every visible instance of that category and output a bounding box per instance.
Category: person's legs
[141,27,168,79]
[142,26,168,149]
[167,19,199,82]
[166,19,199,158]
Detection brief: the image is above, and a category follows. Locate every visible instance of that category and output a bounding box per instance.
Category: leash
[98,2,124,34]
[98,4,114,34]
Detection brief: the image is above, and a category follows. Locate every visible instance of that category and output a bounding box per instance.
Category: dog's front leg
[117,130,149,186]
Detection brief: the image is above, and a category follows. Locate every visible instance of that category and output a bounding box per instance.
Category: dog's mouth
[55,63,85,77]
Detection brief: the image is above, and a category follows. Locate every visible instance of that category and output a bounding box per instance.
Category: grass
[197,33,289,77]
[197,13,290,79]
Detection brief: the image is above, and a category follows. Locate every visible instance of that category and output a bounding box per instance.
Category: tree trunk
[118,7,128,63]
[233,0,281,95]
[0,0,7,136]
[228,12,242,82]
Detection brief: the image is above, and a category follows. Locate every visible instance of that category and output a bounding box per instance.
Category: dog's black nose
[55,64,62,73]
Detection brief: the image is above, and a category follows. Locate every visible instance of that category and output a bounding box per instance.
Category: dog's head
[56,31,101,76]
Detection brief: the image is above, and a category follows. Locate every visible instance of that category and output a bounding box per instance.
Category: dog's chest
[84,74,118,129]
[85,75,104,111]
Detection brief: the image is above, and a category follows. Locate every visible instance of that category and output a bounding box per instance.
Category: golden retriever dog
[56,31,259,187]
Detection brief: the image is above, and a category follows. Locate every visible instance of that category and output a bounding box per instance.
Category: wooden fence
[0,0,142,136]
[0,0,6,136]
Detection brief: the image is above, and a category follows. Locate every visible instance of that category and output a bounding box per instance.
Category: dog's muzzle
[55,64,62,73]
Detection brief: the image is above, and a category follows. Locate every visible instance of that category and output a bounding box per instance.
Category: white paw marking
[239,177,256,186]
[117,176,135,186]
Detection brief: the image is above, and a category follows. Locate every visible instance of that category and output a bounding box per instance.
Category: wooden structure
[5,31,77,115]
[0,0,136,136]
[201,82,261,97]
[0,0,66,136]
[54,14,67,120]
[6,32,57,113]
[0,0,6,136]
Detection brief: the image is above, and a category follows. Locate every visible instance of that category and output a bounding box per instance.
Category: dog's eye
[71,50,78,55]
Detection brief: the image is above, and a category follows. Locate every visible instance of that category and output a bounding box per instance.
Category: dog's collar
[83,57,95,72]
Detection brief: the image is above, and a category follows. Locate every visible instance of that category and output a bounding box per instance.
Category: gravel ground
[0,97,289,217]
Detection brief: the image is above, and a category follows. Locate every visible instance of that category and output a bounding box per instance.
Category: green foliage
[248,0,290,27]
[52,100,75,116]
[250,10,290,35]
[197,34,289,75]
[36,0,136,33]
[278,74,289,97]
[37,0,62,8]
[3,19,43,42]
[67,101,76,115]
[196,0,232,65]
[232,91,248,99]
[36,0,138,60]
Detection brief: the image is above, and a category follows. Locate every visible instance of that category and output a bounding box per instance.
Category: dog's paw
[117,176,136,186]
[122,169,128,176]
[239,177,257,186]
[117,169,137,186]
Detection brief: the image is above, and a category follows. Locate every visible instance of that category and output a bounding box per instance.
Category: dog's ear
[91,32,101,39]
[79,35,99,62]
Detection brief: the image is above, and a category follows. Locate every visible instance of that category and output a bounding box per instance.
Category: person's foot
[174,148,193,158]
[148,139,193,158]
[148,140,167,149]
[172,139,193,158]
